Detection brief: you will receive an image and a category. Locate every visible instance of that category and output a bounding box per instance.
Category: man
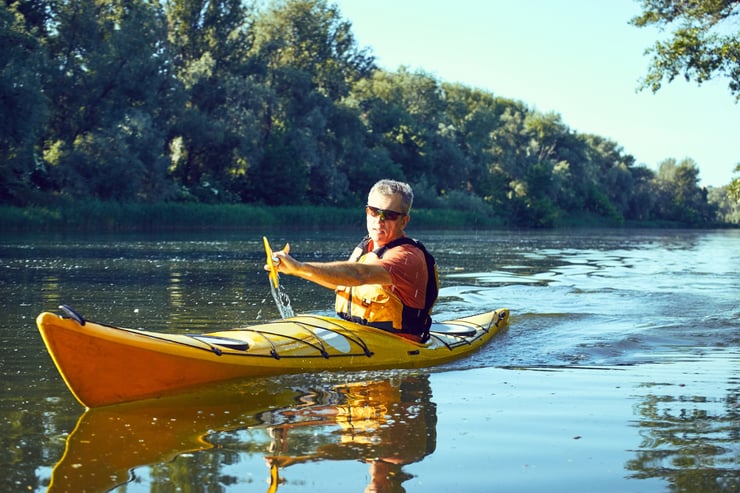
[268,179,438,342]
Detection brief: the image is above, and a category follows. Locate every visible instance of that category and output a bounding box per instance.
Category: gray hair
[369,179,414,213]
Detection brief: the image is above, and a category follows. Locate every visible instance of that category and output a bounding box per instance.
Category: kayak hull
[37,308,509,407]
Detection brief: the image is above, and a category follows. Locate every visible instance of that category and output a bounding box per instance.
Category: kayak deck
[37,306,510,408]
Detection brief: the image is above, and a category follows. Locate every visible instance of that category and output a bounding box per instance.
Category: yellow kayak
[37,305,510,408]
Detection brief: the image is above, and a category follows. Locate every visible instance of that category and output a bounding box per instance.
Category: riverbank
[2,202,728,232]
[0,202,504,232]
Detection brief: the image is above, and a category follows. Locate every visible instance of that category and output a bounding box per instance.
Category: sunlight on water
[1,229,738,493]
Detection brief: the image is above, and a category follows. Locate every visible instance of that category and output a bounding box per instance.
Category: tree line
[2,0,738,227]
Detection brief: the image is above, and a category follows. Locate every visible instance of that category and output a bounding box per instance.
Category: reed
[0,201,506,232]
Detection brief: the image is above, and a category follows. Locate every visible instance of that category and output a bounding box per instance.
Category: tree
[0,1,48,204]
[577,135,637,222]
[486,106,586,227]
[631,0,740,101]
[708,163,740,224]
[345,72,413,195]
[247,0,375,205]
[164,0,259,200]
[729,164,740,203]
[626,165,658,221]
[653,158,716,223]
[42,0,179,201]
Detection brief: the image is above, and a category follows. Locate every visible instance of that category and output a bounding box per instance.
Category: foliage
[39,0,179,202]
[0,1,48,203]
[0,0,736,228]
[631,0,740,101]
[244,0,375,205]
[652,158,717,223]
[712,164,740,223]
[729,164,740,203]
[165,0,261,199]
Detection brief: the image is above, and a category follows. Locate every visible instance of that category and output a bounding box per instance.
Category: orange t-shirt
[364,241,428,310]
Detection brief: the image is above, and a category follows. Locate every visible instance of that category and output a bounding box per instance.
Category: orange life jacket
[335,237,438,342]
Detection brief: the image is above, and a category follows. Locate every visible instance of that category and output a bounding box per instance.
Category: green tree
[247,0,374,205]
[708,185,740,224]
[387,70,449,186]
[486,106,570,227]
[626,165,658,221]
[654,158,715,223]
[347,70,411,188]
[631,0,740,100]
[437,84,515,219]
[0,1,48,204]
[705,164,739,224]
[164,0,259,201]
[577,135,637,222]
[441,84,500,183]
[728,164,740,203]
[42,0,178,201]
[350,68,483,199]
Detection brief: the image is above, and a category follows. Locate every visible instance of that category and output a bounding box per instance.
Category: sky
[331,0,739,187]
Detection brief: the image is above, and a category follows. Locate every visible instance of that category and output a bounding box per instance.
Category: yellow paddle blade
[263,236,279,289]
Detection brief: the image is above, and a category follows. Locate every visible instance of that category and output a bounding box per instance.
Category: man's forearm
[295,261,390,289]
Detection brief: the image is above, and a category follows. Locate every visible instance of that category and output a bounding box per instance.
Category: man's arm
[269,245,392,290]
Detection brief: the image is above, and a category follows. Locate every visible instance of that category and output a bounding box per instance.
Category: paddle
[263,236,280,289]
[263,236,294,319]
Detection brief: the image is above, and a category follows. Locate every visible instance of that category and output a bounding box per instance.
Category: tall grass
[0,202,499,232]
[5,201,706,232]
[0,201,500,232]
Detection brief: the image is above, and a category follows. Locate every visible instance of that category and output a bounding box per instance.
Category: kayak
[38,306,509,408]
[37,305,510,408]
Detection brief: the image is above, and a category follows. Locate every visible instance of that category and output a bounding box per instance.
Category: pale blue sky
[332,0,739,187]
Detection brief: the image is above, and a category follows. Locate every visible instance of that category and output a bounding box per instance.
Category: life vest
[336,236,439,342]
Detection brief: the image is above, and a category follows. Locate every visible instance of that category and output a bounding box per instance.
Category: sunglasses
[365,204,407,221]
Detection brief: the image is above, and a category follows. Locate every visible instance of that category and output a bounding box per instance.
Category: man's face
[366,190,410,246]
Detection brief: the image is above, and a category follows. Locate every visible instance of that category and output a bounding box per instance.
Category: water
[264,236,295,319]
[0,229,737,492]
[269,281,295,319]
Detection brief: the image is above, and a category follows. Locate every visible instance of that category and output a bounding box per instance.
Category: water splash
[269,278,294,319]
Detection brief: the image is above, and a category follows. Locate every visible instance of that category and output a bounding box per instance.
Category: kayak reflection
[48,373,436,493]
[260,375,436,493]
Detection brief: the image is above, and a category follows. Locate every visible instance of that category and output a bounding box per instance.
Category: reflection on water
[48,374,435,493]
[1,229,738,492]
[626,354,739,492]
[260,375,435,492]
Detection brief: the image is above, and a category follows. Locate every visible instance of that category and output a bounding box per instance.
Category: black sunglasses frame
[365,204,407,221]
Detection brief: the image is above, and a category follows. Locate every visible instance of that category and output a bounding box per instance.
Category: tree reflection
[48,373,436,492]
[625,378,739,492]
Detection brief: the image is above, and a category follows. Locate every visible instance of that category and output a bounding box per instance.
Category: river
[0,228,737,492]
